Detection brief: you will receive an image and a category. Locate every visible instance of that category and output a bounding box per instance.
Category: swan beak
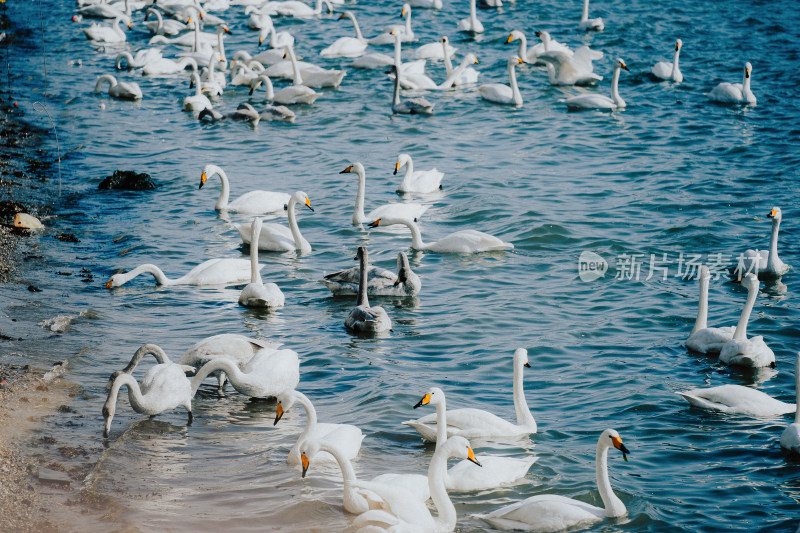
[391,29,397,35]
[274,402,285,425]
[258,36,264,46]
[473,57,479,64]
[339,165,353,174]
[393,162,400,175]
[199,12,204,19]
[186,17,192,24]
[467,447,482,467]
[620,61,629,71]
[225,27,231,34]
[768,209,778,218]
[368,219,381,228]
[105,279,113,289]
[746,67,750,78]
[199,171,207,188]
[301,453,310,478]
[535,31,542,38]
[506,35,514,44]
[401,7,407,16]
[517,57,526,64]
[338,13,346,20]
[127,21,132,29]
[524,362,531,368]
[304,197,314,212]
[611,436,630,462]
[413,393,431,408]
[675,42,681,51]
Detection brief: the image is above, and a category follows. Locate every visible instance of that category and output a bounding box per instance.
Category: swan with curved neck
[320,11,367,58]
[718,273,775,368]
[340,162,429,226]
[685,265,735,354]
[709,62,756,105]
[652,39,683,82]
[183,71,212,112]
[95,74,143,101]
[506,30,571,64]
[415,385,537,491]
[781,353,800,454]
[321,250,421,297]
[299,437,430,514]
[369,215,513,253]
[106,256,254,288]
[395,153,444,193]
[439,52,480,89]
[115,49,163,71]
[457,0,484,34]
[239,217,285,309]
[103,362,193,438]
[274,0,333,18]
[199,163,290,214]
[350,436,481,532]
[404,348,535,441]
[235,191,314,253]
[142,55,197,77]
[475,429,629,531]
[276,390,365,465]
[478,56,525,106]
[78,0,132,23]
[579,0,604,31]
[144,7,186,36]
[83,17,128,43]
[369,4,415,45]
[345,246,392,334]
[190,347,299,398]
[564,58,629,110]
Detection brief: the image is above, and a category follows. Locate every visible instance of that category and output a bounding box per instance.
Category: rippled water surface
[5,0,800,531]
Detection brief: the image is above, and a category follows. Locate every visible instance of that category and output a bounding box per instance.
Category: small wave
[39,309,97,333]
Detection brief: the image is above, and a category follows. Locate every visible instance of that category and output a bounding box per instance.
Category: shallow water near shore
[3,0,800,531]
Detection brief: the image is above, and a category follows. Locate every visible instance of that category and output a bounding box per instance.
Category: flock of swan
[64,0,794,530]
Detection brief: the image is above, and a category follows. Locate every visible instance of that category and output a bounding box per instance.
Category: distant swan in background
[395,153,444,194]
[479,56,525,106]
[739,207,791,279]
[676,384,795,417]
[321,250,421,297]
[239,217,286,309]
[652,39,683,82]
[94,74,142,101]
[144,7,187,35]
[199,163,290,214]
[564,58,629,110]
[83,17,128,43]
[457,0,484,34]
[236,191,314,253]
[781,353,800,455]
[718,273,775,368]
[685,265,735,354]
[709,62,756,105]
[106,258,254,287]
[579,0,604,31]
[369,216,513,253]
[344,246,393,334]
[320,11,367,58]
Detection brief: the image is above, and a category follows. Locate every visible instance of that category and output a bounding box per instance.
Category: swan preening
[781,353,800,455]
[95,74,142,101]
[718,273,775,368]
[106,258,254,287]
[404,348,536,441]
[239,217,286,309]
[475,429,629,532]
[564,58,628,110]
[236,191,314,253]
[344,246,393,334]
[738,207,791,279]
[321,250,421,297]
[685,265,735,355]
[200,163,291,214]
[479,56,525,106]
[676,384,795,417]
[395,153,444,194]
[652,39,683,82]
[341,162,429,226]
[369,216,513,253]
[709,62,756,105]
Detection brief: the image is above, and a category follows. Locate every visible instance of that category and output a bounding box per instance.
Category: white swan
[235,47,284,67]
[286,44,345,89]
[83,17,128,43]
[199,163,290,214]
[149,18,226,50]
[273,0,333,18]
[506,29,570,64]
[229,58,265,86]
[415,386,537,491]
[739,207,791,279]
[78,0,131,22]
[321,250,421,297]
[352,28,425,74]
[387,64,434,114]
[94,74,142,101]
[257,23,295,53]
[183,71,213,112]
[415,37,455,61]
[564,58,629,110]
[103,362,193,437]
[276,389,365,465]
[115,48,163,71]
[538,45,604,86]
[321,11,367,58]
[442,39,479,85]
[369,4,415,45]
[475,429,629,532]
[395,153,444,194]
[345,246,392,334]
[245,4,274,30]
[479,56,525,106]
[341,162,429,226]
[718,273,775,368]
[144,7,186,35]
[106,257,254,287]
[250,72,319,105]
[370,215,512,253]
[457,0,484,34]
[239,218,285,309]
[579,0,604,31]
[685,265,735,354]
[350,436,481,532]
[781,353,800,455]
[298,436,430,514]
[404,349,535,441]
[408,0,442,8]
[709,62,756,105]
[236,191,313,253]
[191,346,299,398]
[142,55,197,77]
[676,384,795,417]
[652,39,683,82]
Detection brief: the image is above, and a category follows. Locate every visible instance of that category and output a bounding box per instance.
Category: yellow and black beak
[368,219,381,228]
[340,165,353,174]
[274,402,285,425]
[675,41,681,51]
[401,6,407,16]
[105,280,113,289]
[473,57,479,64]
[517,57,527,65]
[524,361,531,368]
[768,208,778,218]
[338,13,346,20]
[506,34,514,44]
[394,162,400,175]
[199,171,207,188]
[745,67,750,78]
[301,452,310,478]
[304,197,314,212]
[611,435,630,462]
[259,36,264,46]
[621,61,630,72]
[467,447,482,467]
[413,393,432,409]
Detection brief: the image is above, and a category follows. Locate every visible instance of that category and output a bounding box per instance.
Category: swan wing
[677,384,794,417]
[781,423,800,454]
[479,83,513,104]
[351,53,393,69]
[371,473,430,501]
[399,169,444,193]
[406,407,520,438]
[367,203,429,222]
[415,42,455,60]
[243,348,300,396]
[236,222,295,251]
[180,258,253,285]
[228,190,291,214]
[475,494,603,531]
[719,337,775,368]
[564,93,616,110]
[239,281,285,308]
[179,334,275,368]
[321,37,367,58]
[709,82,744,103]
[685,326,735,354]
[273,85,320,105]
[652,61,673,79]
[350,481,435,528]
[138,363,192,413]
[447,455,536,491]
[429,230,513,253]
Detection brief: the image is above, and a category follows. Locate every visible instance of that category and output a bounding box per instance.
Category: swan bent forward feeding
[718,273,775,368]
[652,39,683,82]
[276,389,365,465]
[479,56,525,106]
[395,153,444,193]
[345,246,392,334]
[200,163,291,214]
[781,353,800,455]
[474,429,629,532]
[404,348,536,441]
[369,216,513,253]
[106,257,255,287]
[239,217,285,309]
[351,436,481,532]
[236,191,314,253]
[739,207,791,279]
[94,74,142,101]
[414,386,537,491]
[341,162,429,225]
[676,383,795,417]
[103,361,193,437]
[685,265,735,354]
[709,62,756,105]
[321,250,421,297]
[191,347,299,398]
[564,58,629,110]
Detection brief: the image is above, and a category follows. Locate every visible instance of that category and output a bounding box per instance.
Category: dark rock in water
[27,285,41,292]
[54,233,79,243]
[36,467,71,487]
[98,170,157,191]
[0,200,26,217]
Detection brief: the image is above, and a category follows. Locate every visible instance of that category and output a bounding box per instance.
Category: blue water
[3,0,800,530]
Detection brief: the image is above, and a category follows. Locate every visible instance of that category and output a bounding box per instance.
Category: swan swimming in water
[83,17,129,43]
[200,163,290,214]
[143,7,187,36]
[652,39,683,82]
[474,429,629,532]
[506,30,571,64]
[369,216,513,253]
[191,346,299,398]
[563,58,629,111]
[685,265,735,354]
[479,56,525,106]
[709,62,756,105]
[718,273,775,368]
[236,191,314,253]
[239,217,285,309]
[441,41,479,86]
[781,353,800,455]
[738,207,791,279]
[457,0,484,34]
[395,153,444,194]
[369,4,416,45]
[389,64,434,115]
[578,0,604,31]
[106,257,255,287]
[344,246,393,334]
[183,72,213,113]
[95,74,143,101]
[404,348,535,441]
[340,162,429,226]
[321,250,421,297]
[676,383,795,417]
[321,11,367,58]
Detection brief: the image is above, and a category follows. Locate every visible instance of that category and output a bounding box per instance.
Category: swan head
[615,58,629,72]
[511,55,527,66]
[339,162,364,175]
[354,245,367,261]
[394,153,411,175]
[106,272,126,288]
[675,39,682,51]
[465,53,479,65]
[744,62,752,78]
[507,30,524,44]
[767,207,782,222]
[535,30,550,44]
[600,429,630,462]
[199,164,215,189]
[297,438,323,477]
[442,36,450,45]
[102,392,117,438]
[291,191,313,212]
[442,435,481,467]
[274,390,296,425]
[413,386,445,408]
[401,3,411,17]
[742,272,759,293]
[368,216,412,228]
[513,348,530,368]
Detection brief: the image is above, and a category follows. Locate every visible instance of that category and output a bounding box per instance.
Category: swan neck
[469,0,477,19]
[296,392,318,440]
[319,440,358,495]
[191,359,239,395]
[392,68,401,107]
[508,61,522,105]
[349,13,364,41]
[353,166,366,224]
[95,74,116,93]
[733,283,758,341]
[513,355,534,427]
[434,395,448,450]
[287,46,303,86]
[795,354,800,424]
[286,196,306,251]
[428,445,457,530]
[250,220,262,284]
[403,219,427,250]
[107,374,140,412]
[393,34,402,67]
[357,250,369,308]
[443,43,454,74]
[127,264,171,286]
[672,48,680,75]
[581,0,590,21]
[213,166,230,209]
[611,65,622,104]
[767,215,781,269]
[517,34,527,58]
[404,10,412,35]
[595,441,625,517]
[403,157,413,180]
[217,28,226,62]
[693,275,710,333]
[123,344,169,373]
